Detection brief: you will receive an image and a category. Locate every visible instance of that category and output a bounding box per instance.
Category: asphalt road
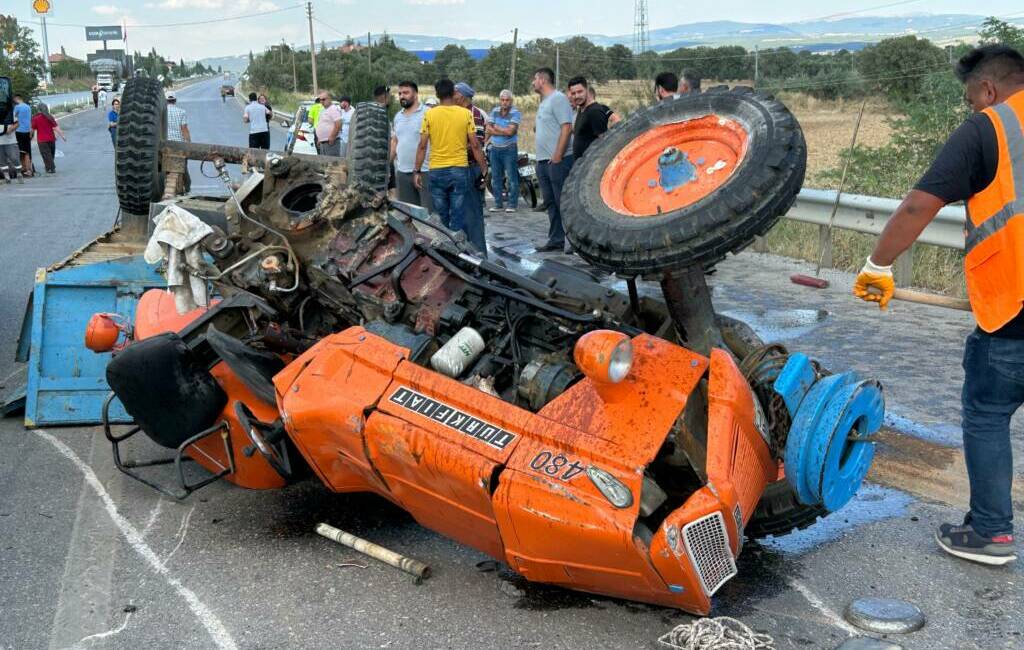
[1,76,1022,650]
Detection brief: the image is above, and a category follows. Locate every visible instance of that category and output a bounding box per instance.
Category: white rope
[658,617,775,650]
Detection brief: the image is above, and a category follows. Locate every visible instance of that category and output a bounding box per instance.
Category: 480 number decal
[529,451,586,481]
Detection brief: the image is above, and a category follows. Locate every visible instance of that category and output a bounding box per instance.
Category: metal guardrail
[787,188,966,250]
[774,188,967,284]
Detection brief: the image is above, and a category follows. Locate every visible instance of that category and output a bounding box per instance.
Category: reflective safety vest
[965,90,1024,332]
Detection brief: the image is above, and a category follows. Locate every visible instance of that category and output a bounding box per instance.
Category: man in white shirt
[338,96,355,154]
[242,92,271,149]
[390,81,432,210]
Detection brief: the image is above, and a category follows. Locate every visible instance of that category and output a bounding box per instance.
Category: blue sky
[10,1,1022,61]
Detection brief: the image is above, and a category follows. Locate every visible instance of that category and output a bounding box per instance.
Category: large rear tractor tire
[563,86,806,276]
[115,77,167,216]
[745,480,828,539]
[346,101,389,193]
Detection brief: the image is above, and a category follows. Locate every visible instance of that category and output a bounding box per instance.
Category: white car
[285,101,318,156]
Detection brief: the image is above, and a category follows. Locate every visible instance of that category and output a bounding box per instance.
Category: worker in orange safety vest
[854,45,1024,566]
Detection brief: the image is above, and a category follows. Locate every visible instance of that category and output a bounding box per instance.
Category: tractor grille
[683,512,737,596]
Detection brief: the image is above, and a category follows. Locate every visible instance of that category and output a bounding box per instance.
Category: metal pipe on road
[315,523,432,580]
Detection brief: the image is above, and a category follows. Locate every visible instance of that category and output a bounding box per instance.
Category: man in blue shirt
[486,89,521,213]
[13,95,33,177]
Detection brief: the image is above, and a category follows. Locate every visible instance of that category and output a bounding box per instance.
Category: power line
[33,5,303,30]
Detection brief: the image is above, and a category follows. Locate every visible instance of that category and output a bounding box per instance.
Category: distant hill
[202,13,1014,72]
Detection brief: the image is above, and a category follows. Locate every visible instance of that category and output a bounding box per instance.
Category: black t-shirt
[914,112,1024,337]
[573,102,613,159]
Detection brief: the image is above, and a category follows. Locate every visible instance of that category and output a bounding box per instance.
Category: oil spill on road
[717,308,829,342]
[495,568,601,611]
[266,483,416,539]
[758,484,912,555]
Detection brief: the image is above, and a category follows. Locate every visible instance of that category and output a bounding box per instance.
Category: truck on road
[90,57,125,92]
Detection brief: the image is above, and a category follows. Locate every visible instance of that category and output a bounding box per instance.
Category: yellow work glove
[853,256,895,309]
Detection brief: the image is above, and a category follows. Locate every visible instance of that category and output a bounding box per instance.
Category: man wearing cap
[453,81,489,255]
[166,91,192,191]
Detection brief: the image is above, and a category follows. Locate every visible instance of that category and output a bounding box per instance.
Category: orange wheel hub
[600,115,749,217]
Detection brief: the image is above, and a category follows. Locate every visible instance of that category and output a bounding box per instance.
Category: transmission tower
[633,0,649,54]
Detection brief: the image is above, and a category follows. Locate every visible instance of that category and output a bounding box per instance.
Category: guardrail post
[818,224,833,268]
[894,244,915,287]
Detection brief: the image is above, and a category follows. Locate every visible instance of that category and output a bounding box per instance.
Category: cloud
[91,4,122,14]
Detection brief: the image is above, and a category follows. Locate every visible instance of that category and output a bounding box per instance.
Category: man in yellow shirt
[414,79,488,253]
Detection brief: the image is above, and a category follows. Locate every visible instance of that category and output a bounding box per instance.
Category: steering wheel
[235,401,292,479]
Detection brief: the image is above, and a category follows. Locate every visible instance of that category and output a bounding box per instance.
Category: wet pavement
[1,78,1022,649]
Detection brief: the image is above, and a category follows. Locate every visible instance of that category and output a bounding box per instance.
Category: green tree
[0,15,44,102]
[474,43,525,95]
[857,35,947,103]
[605,44,636,80]
[978,17,1024,50]
[433,44,475,82]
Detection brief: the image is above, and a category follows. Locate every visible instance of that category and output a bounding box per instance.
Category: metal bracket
[102,392,235,500]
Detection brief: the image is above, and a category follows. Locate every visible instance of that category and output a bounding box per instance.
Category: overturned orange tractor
[93,78,883,615]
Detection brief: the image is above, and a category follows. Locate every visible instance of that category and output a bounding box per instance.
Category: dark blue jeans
[428,166,468,233]
[536,155,574,247]
[488,146,519,209]
[961,329,1023,537]
[462,163,487,256]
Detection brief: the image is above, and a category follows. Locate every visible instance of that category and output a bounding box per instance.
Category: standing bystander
[532,67,575,252]
[314,91,342,156]
[486,89,521,213]
[12,95,33,177]
[414,79,487,254]
[678,70,702,94]
[99,88,108,110]
[107,98,120,147]
[654,72,679,102]
[0,116,24,183]
[31,103,64,174]
[91,84,100,109]
[567,77,615,159]
[243,92,272,149]
[166,92,192,192]
[338,97,355,155]
[391,81,433,210]
[453,82,489,254]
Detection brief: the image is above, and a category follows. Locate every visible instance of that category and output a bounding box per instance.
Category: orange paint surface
[600,115,748,217]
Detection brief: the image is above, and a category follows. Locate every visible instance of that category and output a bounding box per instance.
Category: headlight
[574,330,634,385]
[587,466,634,508]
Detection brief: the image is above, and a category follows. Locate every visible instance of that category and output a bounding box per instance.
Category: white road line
[162,504,196,566]
[64,611,133,649]
[788,578,861,638]
[141,499,164,539]
[35,430,239,650]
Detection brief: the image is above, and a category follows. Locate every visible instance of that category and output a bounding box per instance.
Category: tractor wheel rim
[599,115,749,217]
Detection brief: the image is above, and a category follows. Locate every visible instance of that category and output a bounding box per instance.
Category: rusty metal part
[660,265,724,356]
[315,522,432,579]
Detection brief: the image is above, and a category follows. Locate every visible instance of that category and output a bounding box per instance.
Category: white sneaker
[505,207,515,213]
[489,207,500,213]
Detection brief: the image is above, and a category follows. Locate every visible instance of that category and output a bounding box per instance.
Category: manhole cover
[844,597,925,634]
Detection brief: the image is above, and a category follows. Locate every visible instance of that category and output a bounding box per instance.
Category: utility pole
[368,31,372,72]
[306,2,319,93]
[510,27,518,92]
[39,15,52,84]
[555,44,560,88]
[754,45,759,87]
[292,45,298,92]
